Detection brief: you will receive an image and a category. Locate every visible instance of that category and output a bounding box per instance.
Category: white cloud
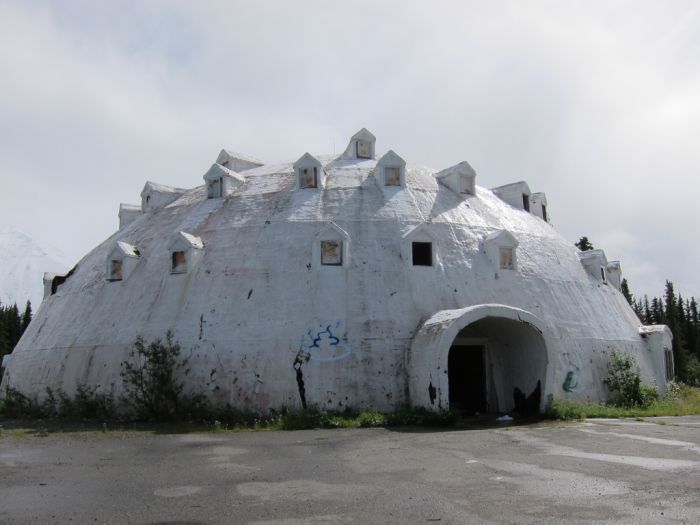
[1,0,698,298]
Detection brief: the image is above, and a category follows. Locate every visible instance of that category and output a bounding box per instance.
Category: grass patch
[546,384,700,421]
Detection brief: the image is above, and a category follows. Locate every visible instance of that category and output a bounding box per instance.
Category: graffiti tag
[300,321,351,362]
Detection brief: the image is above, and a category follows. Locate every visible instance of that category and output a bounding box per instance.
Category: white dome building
[1,129,673,415]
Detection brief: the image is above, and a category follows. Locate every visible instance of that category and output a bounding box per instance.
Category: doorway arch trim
[407,304,552,411]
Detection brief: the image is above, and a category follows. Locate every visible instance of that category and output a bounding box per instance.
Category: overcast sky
[1,0,699,299]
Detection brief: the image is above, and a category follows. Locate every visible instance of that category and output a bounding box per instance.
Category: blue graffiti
[301,321,351,362]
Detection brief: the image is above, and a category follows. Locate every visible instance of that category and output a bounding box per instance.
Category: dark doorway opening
[448,345,486,415]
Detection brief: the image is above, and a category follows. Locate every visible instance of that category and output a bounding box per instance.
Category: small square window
[459,177,472,194]
[321,241,342,266]
[171,251,187,273]
[109,259,123,281]
[300,167,317,188]
[384,166,401,186]
[499,247,514,270]
[412,242,432,266]
[522,194,530,212]
[356,141,371,159]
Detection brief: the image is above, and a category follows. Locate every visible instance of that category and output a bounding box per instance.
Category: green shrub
[357,408,385,427]
[545,398,586,420]
[120,331,215,420]
[604,348,658,408]
[0,386,43,418]
[278,408,331,430]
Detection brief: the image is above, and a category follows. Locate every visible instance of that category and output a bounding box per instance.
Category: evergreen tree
[21,300,32,333]
[575,236,595,251]
[621,278,634,305]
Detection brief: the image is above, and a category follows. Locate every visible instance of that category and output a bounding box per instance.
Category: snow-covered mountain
[0,228,69,309]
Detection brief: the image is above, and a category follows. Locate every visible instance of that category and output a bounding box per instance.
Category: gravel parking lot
[1,416,700,524]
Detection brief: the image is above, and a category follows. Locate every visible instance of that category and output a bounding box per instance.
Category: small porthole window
[412,242,432,266]
[171,251,187,273]
[109,259,123,281]
[356,140,371,159]
[384,167,401,186]
[321,240,343,266]
[300,167,318,189]
[499,247,514,270]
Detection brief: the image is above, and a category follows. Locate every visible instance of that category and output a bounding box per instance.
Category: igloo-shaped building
[1,130,674,414]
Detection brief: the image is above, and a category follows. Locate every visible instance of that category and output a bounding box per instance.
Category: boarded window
[208,178,222,198]
[321,240,343,266]
[522,194,530,212]
[109,259,123,281]
[664,348,674,381]
[300,167,317,189]
[171,251,187,273]
[356,140,371,159]
[412,242,432,266]
[499,247,514,270]
[384,166,401,186]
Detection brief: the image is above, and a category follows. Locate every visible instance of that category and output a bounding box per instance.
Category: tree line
[577,236,699,385]
[622,279,700,385]
[0,301,32,362]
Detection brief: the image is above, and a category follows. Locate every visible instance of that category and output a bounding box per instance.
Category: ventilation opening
[542,204,548,222]
[356,141,371,159]
[412,242,432,266]
[208,177,222,199]
[384,167,401,186]
[448,345,486,415]
[522,194,530,211]
[321,240,342,266]
[300,167,318,188]
[499,247,514,270]
[171,251,187,273]
[600,266,607,283]
[107,260,123,282]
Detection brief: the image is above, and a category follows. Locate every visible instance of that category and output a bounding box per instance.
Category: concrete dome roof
[1,131,671,414]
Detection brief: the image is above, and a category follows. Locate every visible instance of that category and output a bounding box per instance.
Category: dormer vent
[293,153,324,190]
[140,182,187,213]
[215,150,265,172]
[579,249,609,284]
[606,261,622,291]
[402,223,437,268]
[313,222,350,268]
[106,241,140,282]
[118,204,142,229]
[341,128,376,160]
[435,161,477,196]
[483,230,519,272]
[530,193,549,222]
[168,231,204,275]
[203,163,245,199]
[376,150,406,188]
[491,181,532,212]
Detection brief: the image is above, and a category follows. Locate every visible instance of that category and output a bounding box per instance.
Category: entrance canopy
[407,304,552,413]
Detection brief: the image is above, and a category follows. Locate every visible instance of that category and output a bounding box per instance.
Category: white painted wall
[1,151,670,413]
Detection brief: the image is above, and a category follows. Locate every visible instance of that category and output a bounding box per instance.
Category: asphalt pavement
[1,416,699,524]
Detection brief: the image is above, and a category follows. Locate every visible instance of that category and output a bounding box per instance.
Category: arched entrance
[407,304,551,414]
